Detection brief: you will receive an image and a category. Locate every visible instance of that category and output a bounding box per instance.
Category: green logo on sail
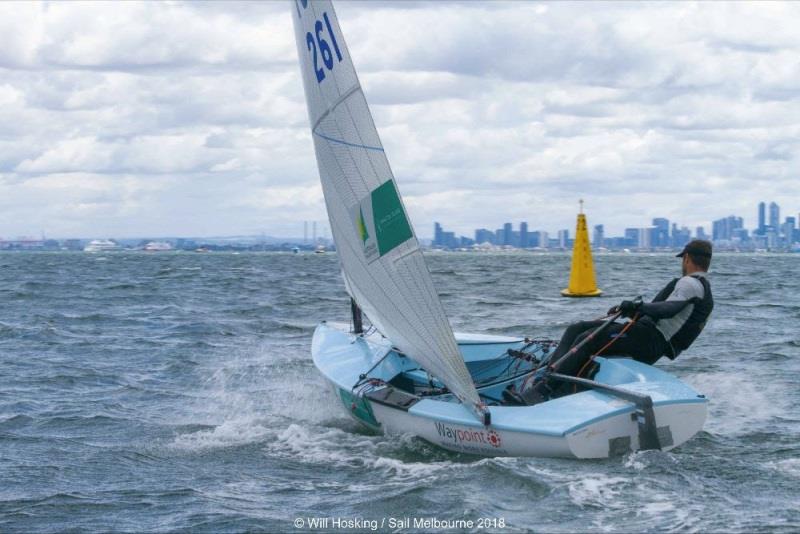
[357,207,369,243]
[371,180,413,256]
[352,180,413,263]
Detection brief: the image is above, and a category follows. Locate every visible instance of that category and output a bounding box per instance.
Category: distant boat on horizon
[84,239,122,252]
[143,241,173,252]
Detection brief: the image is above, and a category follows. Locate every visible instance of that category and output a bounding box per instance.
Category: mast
[350,298,363,334]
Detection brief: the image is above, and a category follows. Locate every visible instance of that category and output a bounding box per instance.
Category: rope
[457,338,555,387]
[351,348,393,393]
[352,337,556,399]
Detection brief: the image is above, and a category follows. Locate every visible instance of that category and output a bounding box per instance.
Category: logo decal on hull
[434,422,503,451]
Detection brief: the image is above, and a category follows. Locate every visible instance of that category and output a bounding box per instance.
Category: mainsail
[290,0,485,419]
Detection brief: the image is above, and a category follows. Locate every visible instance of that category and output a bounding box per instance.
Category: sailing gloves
[618,300,642,318]
[607,296,644,318]
[608,299,693,320]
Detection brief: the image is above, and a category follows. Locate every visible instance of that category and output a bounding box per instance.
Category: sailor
[519,239,714,405]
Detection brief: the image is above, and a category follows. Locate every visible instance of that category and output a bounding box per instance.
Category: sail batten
[311,84,361,132]
[291,0,483,414]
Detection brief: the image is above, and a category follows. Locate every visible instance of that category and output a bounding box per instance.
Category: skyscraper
[503,223,512,246]
[593,224,604,248]
[712,215,743,241]
[783,217,796,245]
[769,202,780,230]
[652,218,669,247]
[433,222,458,248]
[638,228,652,248]
[673,226,691,247]
[539,231,549,248]
[624,228,639,247]
[557,229,569,249]
[758,202,766,235]
[520,222,529,248]
[474,228,494,244]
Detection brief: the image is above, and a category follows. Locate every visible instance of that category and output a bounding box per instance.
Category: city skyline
[2,197,799,244]
[432,199,800,250]
[3,196,799,252]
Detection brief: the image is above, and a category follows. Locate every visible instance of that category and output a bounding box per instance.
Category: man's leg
[600,323,667,365]
[551,322,628,376]
[518,321,625,404]
[548,320,606,362]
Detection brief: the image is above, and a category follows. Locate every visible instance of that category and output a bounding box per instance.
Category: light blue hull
[312,322,708,458]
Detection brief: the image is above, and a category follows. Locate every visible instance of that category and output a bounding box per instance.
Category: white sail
[290,0,485,418]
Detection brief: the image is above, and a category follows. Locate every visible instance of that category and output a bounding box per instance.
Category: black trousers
[549,319,670,377]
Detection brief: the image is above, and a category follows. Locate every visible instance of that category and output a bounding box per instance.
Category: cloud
[37,1,292,71]
[0,0,798,240]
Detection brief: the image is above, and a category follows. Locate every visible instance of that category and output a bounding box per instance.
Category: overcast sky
[1,1,798,240]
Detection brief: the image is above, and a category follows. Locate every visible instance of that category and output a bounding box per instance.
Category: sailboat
[291,1,707,458]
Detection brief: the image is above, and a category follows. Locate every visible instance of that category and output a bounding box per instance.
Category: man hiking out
[516,239,714,405]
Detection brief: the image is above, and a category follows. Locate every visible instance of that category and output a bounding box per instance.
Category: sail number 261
[297,1,343,84]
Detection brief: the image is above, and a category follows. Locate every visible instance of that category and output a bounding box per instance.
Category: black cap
[676,239,712,258]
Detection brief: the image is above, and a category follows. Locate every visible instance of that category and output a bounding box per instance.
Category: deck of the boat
[312,322,705,432]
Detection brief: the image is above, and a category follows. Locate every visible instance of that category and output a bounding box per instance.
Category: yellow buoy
[561,199,602,297]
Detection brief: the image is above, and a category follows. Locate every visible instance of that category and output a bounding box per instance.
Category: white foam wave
[623,452,647,471]
[640,500,675,515]
[566,473,700,533]
[632,487,695,531]
[266,424,457,481]
[765,458,800,478]
[623,450,679,471]
[171,417,273,451]
[567,476,628,509]
[167,339,345,451]
[684,371,783,435]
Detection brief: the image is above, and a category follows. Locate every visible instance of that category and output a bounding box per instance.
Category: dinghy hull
[312,322,707,459]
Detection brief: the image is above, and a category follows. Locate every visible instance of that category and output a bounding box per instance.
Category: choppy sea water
[0,251,798,533]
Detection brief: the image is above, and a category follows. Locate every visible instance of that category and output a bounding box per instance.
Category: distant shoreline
[1,248,797,255]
